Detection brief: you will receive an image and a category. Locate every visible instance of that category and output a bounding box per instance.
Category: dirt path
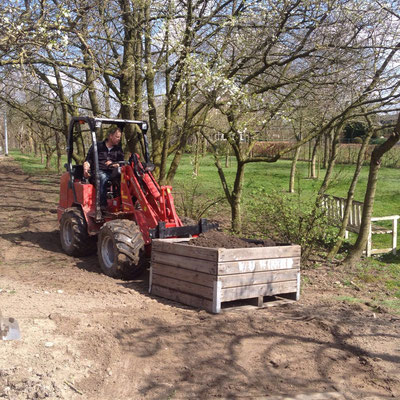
[0,157,399,400]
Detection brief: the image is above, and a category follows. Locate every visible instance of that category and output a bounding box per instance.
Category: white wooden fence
[322,194,399,257]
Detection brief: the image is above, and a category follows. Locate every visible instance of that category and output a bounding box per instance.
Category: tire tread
[98,219,146,279]
[60,208,96,256]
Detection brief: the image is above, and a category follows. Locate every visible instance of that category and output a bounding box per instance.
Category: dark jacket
[85,140,124,171]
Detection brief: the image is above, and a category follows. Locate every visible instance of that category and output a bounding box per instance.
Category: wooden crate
[149,239,301,313]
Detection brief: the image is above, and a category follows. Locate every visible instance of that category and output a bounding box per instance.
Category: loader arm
[119,155,183,244]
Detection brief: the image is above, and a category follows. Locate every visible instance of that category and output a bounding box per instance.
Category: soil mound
[188,230,276,248]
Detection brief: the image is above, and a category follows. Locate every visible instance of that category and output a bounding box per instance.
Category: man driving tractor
[83,125,124,211]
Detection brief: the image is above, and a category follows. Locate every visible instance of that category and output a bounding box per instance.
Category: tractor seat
[67,164,85,182]
[108,166,121,182]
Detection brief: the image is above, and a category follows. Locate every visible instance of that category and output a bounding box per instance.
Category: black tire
[60,208,97,256]
[97,219,146,279]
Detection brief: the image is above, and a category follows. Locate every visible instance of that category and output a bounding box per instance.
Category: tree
[327,113,375,260]
[344,113,400,266]
[191,1,400,231]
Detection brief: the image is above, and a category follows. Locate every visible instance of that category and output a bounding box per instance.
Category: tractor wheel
[97,219,146,279]
[60,208,96,256]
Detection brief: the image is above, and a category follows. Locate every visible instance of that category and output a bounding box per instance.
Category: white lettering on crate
[238,258,294,272]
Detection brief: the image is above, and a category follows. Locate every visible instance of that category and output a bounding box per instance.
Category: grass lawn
[8,150,67,175]
[173,154,400,216]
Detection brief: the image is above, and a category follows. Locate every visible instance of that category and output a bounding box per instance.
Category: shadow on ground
[110,306,399,399]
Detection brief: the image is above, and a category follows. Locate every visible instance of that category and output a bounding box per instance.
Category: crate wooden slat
[150,239,301,313]
[218,257,300,275]
[152,252,218,274]
[218,246,301,262]
[150,285,214,311]
[151,274,215,298]
[150,239,219,261]
[221,280,298,302]
[151,263,215,287]
[219,269,298,288]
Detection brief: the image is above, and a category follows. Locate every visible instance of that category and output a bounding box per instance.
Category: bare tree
[344,113,400,266]
[191,1,400,231]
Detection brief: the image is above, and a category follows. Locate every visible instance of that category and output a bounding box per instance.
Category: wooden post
[392,217,398,255]
[340,198,345,219]
[366,224,372,257]
[212,280,222,314]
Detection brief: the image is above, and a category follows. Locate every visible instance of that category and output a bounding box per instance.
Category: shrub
[352,137,363,144]
[251,141,291,157]
[343,121,367,142]
[246,189,338,264]
[174,180,225,221]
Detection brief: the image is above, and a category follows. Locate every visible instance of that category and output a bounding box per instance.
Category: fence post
[392,218,398,255]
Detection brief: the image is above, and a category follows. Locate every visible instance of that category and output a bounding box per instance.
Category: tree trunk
[193,132,200,176]
[144,2,162,177]
[104,87,111,117]
[289,145,301,193]
[211,139,246,232]
[317,128,340,199]
[225,145,230,168]
[159,1,172,184]
[44,144,53,170]
[83,51,102,116]
[323,132,330,169]
[133,8,143,121]
[55,129,62,173]
[328,124,374,259]
[344,113,400,266]
[118,0,138,154]
[27,134,34,153]
[19,126,26,153]
[304,127,340,238]
[53,64,70,142]
[159,101,172,184]
[165,126,191,185]
[33,138,38,156]
[310,136,320,179]
[231,161,245,232]
[202,135,207,156]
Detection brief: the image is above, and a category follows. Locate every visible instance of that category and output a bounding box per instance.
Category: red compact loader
[58,117,215,279]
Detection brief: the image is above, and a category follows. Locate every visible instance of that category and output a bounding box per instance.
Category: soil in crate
[187,230,276,249]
